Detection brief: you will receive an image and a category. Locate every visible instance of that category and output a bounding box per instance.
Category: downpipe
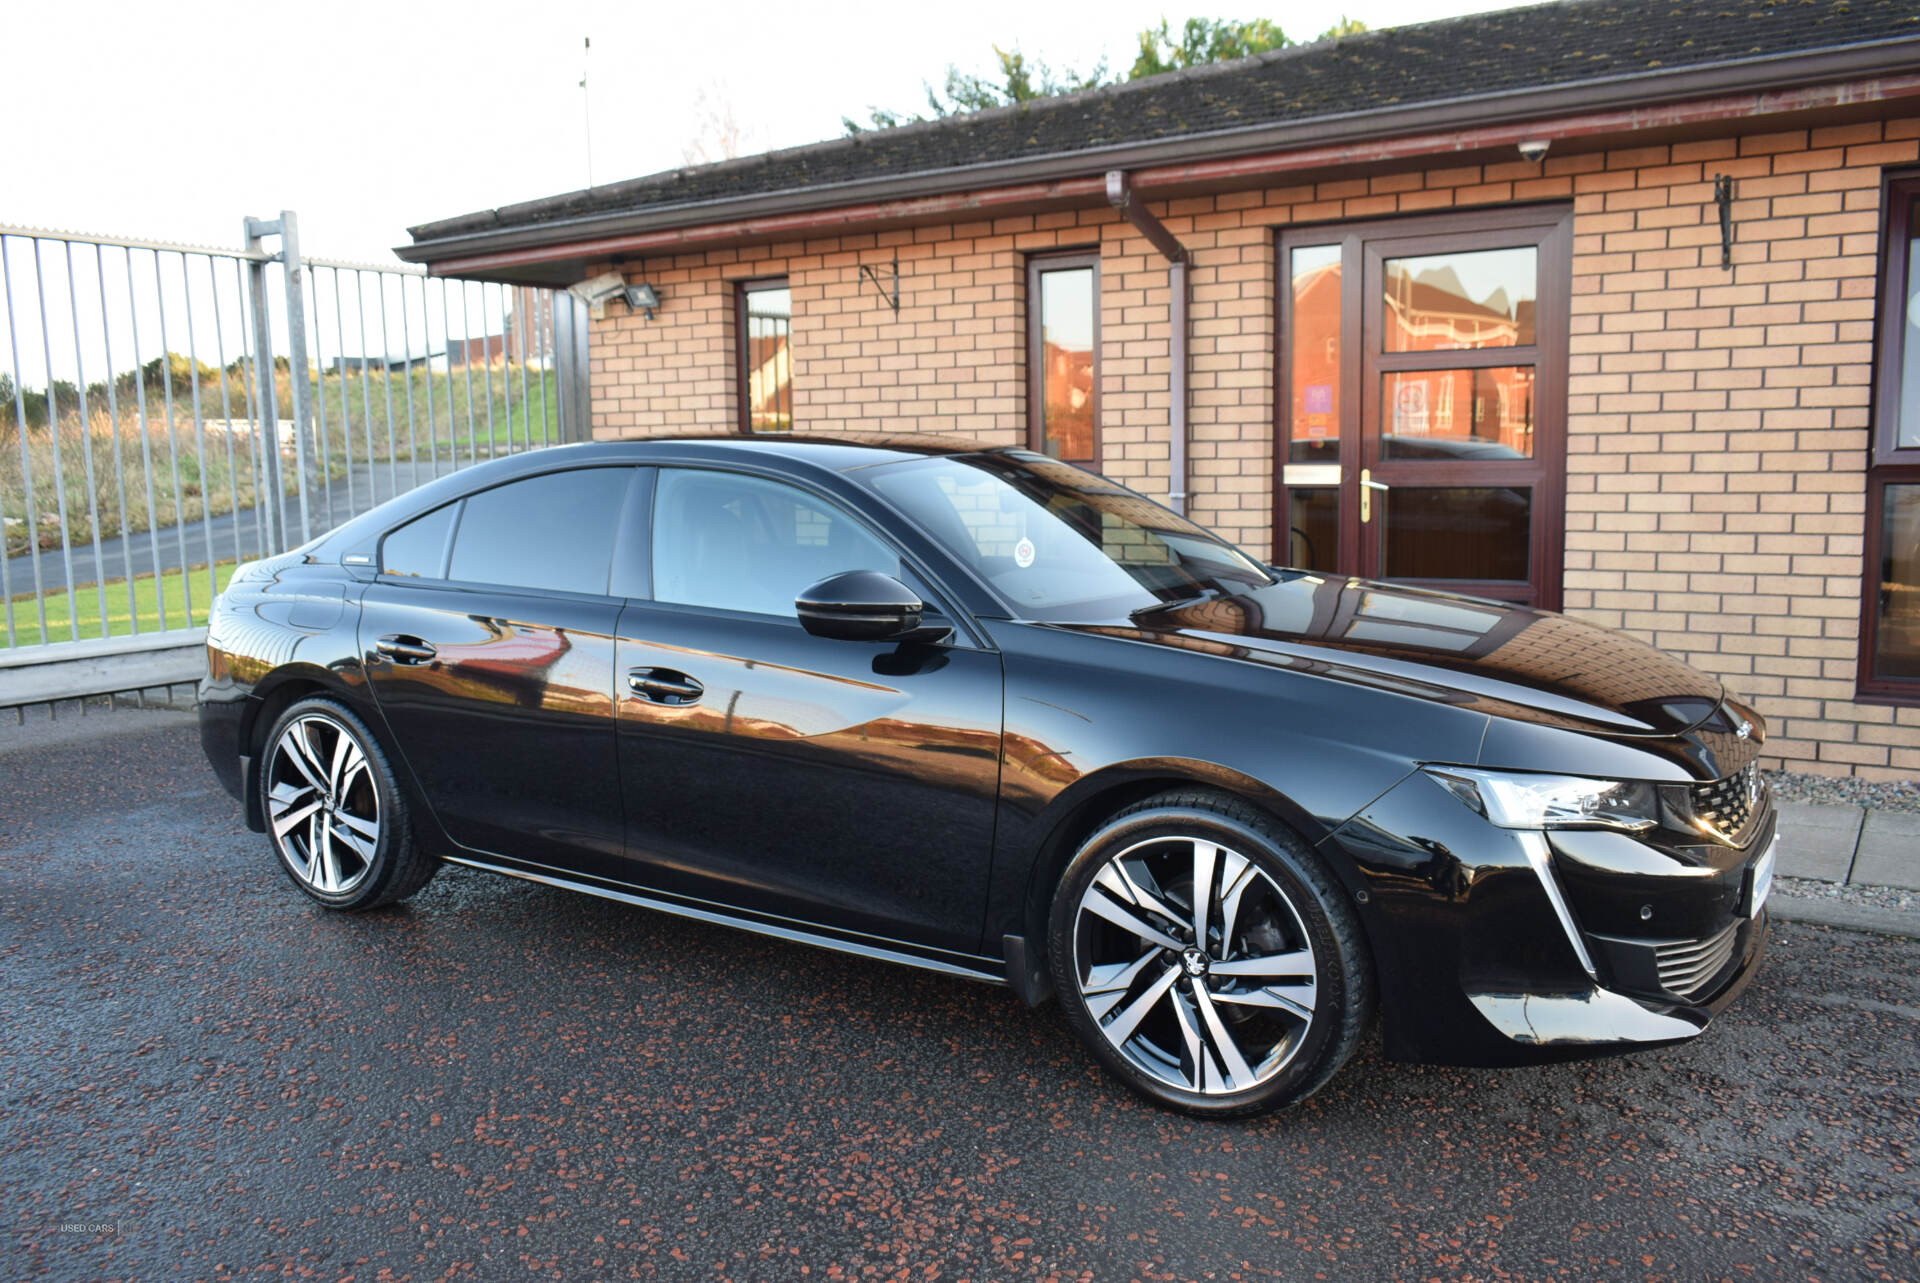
[1106,171,1190,517]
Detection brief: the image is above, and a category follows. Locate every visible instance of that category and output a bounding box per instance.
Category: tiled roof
[410,0,1919,243]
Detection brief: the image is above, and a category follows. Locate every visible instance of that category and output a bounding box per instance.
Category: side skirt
[440,854,1009,988]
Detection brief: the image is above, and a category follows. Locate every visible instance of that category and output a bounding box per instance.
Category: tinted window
[653,469,899,617]
[381,503,455,578]
[447,468,632,596]
[868,452,1272,621]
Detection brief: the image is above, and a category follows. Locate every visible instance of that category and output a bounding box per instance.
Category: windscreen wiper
[1129,585,1222,620]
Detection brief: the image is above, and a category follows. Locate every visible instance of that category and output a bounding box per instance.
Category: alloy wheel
[1072,835,1318,1095]
[266,713,381,896]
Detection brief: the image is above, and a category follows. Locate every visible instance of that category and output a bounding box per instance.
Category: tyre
[258,696,438,910]
[1047,788,1374,1118]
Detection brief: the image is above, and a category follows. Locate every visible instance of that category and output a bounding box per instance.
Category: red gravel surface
[2,711,1916,1281]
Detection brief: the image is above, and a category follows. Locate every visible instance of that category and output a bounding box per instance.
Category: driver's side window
[652,468,900,617]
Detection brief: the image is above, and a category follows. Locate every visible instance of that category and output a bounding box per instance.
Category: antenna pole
[580,36,595,188]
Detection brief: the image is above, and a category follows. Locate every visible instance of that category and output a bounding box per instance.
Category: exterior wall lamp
[625,282,661,319]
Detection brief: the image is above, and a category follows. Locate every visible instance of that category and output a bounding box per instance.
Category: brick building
[400,0,1920,780]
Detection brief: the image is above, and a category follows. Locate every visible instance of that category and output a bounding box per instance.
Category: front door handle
[627,667,704,705]
[375,634,437,664]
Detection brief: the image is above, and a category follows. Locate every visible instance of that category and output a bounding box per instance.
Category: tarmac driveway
[1,709,1915,1280]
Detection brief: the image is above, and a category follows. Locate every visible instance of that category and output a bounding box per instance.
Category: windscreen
[867,451,1273,621]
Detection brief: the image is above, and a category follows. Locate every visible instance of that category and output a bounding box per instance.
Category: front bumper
[1326,770,1772,1067]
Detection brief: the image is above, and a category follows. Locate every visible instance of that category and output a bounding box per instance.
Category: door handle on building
[1360,469,1390,524]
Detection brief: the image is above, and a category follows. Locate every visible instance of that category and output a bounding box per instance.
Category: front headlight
[1423,767,1659,834]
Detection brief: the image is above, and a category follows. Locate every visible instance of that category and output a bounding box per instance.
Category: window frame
[1858,169,1920,703]
[735,276,793,436]
[373,465,647,603]
[1025,250,1102,467]
[1271,204,1573,611]
[377,500,462,581]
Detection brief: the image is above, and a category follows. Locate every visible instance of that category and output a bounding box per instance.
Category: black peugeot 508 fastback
[199,435,1774,1117]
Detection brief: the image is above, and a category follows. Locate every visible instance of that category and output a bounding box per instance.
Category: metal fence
[0,211,589,672]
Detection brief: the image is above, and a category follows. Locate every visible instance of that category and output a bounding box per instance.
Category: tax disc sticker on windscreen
[1014,537,1036,569]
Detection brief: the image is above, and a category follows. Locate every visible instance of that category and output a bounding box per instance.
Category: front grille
[1689,763,1761,843]
[1654,920,1741,1002]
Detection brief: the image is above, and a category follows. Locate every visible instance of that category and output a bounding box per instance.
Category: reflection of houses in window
[747,332,791,433]
[1384,264,1529,351]
[741,282,793,434]
[1289,258,1342,445]
[1029,255,1099,465]
[1389,367,1535,455]
[1379,257,1539,456]
[1042,338,1095,457]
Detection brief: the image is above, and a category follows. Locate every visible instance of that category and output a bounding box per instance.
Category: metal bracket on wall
[859,252,899,314]
[1714,175,1735,269]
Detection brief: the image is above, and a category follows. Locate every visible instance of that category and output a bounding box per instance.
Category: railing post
[242,215,286,553]
[554,292,591,444]
[278,212,317,544]
[246,210,317,547]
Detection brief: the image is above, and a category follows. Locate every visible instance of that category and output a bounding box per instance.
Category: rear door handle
[375,634,437,665]
[627,667,704,705]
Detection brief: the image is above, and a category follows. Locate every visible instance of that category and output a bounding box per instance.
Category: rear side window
[381,504,456,578]
[446,468,633,596]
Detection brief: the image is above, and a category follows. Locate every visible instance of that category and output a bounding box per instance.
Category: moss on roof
[410,0,1919,243]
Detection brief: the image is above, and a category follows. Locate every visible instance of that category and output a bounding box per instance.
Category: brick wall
[1552,121,1920,779]
[590,114,1920,779]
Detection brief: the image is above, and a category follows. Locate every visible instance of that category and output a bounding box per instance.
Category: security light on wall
[569,272,661,320]
[625,282,661,319]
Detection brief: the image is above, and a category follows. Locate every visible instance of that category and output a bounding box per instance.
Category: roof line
[399,35,1920,267]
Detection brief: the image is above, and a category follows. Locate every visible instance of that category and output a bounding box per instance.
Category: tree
[845,45,1106,134]
[681,82,764,167]
[1129,17,1289,79]
[845,16,1372,134]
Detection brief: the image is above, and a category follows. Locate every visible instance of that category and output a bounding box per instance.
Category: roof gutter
[401,39,1920,275]
[1108,171,1191,517]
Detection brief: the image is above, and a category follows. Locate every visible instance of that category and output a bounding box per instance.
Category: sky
[4,0,1533,265]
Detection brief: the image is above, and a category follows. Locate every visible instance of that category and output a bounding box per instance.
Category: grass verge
[3,561,238,648]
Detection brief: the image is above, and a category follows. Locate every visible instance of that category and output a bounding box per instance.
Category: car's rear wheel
[259,696,437,910]
[1047,789,1373,1117]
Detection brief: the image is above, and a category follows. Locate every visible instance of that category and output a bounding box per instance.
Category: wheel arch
[238,665,377,830]
[1008,759,1367,999]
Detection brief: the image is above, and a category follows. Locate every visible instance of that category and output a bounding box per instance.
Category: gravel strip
[1765,768,1920,813]
[6,718,1920,1281]
[1776,874,1920,913]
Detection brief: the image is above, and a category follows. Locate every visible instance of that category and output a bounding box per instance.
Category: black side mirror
[796,570,952,644]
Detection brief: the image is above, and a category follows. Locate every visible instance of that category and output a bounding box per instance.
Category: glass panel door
[1276,210,1569,608]
[1282,243,1346,572]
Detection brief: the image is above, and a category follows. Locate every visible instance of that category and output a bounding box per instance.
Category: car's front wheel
[1047,789,1374,1117]
[259,696,437,910]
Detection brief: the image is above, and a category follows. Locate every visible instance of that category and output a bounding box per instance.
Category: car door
[614,465,1004,956]
[358,465,645,876]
